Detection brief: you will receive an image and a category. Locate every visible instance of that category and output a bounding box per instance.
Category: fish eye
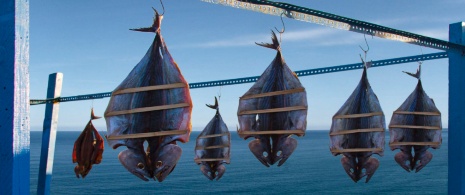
[137,163,145,169]
[156,161,163,168]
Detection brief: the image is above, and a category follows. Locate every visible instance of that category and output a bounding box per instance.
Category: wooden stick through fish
[331,148,383,153]
[238,106,307,115]
[112,83,186,96]
[105,103,189,117]
[393,111,441,116]
[240,88,305,100]
[106,129,188,140]
[329,128,384,136]
[194,158,229,163]
[389,142,440,146]
[388,125,441,130]
[238,130,305,136]
[195,144,230,150]
[197,132,230,139]
[333,112,383,119]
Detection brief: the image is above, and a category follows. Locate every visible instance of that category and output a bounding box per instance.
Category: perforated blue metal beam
[202,0,465,52]
[30,52,447,105]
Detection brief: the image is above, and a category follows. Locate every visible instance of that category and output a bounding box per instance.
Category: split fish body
[105,10,192,182]
[195,98,231,180]
[72,110,104,179]
[238,31,307,167]
[389,77,442,173]
[329,67,385,183]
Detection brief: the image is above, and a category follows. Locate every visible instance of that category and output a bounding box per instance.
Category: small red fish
[72,108,104,178]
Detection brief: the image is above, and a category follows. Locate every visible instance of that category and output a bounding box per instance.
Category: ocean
[30,130,447,195]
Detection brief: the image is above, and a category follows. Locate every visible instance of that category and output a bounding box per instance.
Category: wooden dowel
[112,83,186,96]
[329,128,384,136]
[194,158,229,163]
[390,142,440,146]
[240,88,305,100]
[105,103,189,117]
[195,144,230,150]
[238,106,307,115]
[388,125,441,130]
[106,130,188,140]
[393,111,441,116]
[333,112,383,119]
[331,148,383,153]
[197,132,230,139]
[238,130,305,135]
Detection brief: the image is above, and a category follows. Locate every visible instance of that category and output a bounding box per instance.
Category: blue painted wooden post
[37,73,63,195]
[449,22,465,194]
[0,0,30,194]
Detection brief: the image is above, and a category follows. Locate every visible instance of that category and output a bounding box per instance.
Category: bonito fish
[72,109,104,178]
[237,31,307,167]
[195,97,231,180]
[389,64,442,173]
[329,66,385,183]
[105,8,192,182]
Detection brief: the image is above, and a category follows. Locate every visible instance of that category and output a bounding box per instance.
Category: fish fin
[255,30,280,50]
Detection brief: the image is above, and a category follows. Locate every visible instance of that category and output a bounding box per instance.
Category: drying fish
[105,7,192,182]
[329,65,385,183]
[389,64,442,173]
[72,109,104,178]
[237,31,307,167]
[195,97,231,180]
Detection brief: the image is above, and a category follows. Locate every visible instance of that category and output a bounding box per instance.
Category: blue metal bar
[37,73,63,195]
[448,22,465,195]
[202,0,465,52]
[0,0,30,194]
[29,52,447,105]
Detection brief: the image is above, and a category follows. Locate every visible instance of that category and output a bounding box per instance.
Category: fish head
[118,149,151,181]
[215,164,226,181]
[248,138,272,167]
[341,155,379,183]
[272,136,297,166]
[153,144,182,182]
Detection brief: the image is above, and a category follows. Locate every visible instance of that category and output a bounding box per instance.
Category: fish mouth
[131,170,149,181]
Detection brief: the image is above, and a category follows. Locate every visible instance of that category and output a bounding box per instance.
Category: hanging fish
[72,109,104,178]
[329,65,385,183]
[105,7,192,182]
[195,97,231,180]
[237,31,307,167]
[389,64,442,172]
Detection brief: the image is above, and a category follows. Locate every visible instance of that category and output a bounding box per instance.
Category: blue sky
[29,1,463,131]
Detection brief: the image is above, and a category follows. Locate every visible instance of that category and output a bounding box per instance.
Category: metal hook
[274,12,286,43]
[359,33,370,59]
[152,0,165,16]
[217,85,222,102]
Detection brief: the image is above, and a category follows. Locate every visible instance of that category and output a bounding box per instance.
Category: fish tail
[402,63,421,79]
[255,30,280,50]
[206,97,219,110]
[90,108,101,120]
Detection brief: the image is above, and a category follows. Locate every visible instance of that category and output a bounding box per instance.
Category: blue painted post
[37,73,63,195]
[0,0,30,194]
[448,22,465,194]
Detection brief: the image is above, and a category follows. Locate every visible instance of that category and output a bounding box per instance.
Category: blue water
[30,130,447,194]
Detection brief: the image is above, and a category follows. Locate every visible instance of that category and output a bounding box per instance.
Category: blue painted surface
[448,22,465,195]
[29,52,448,105]
[0,0,30,194]
[37,73,63,195]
